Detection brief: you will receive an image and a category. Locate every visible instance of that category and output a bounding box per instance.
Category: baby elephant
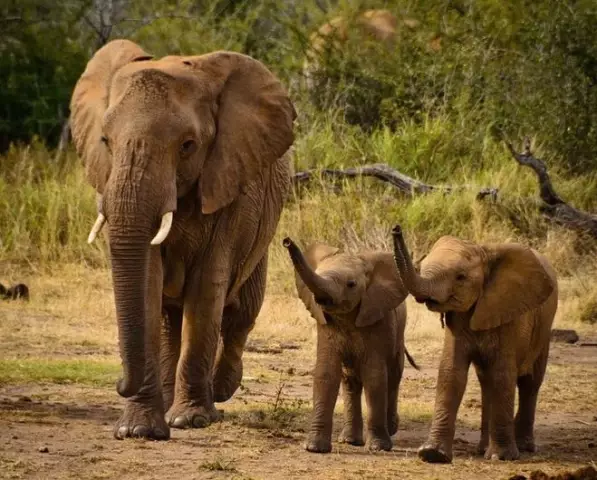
[392,225,558,463]
[283,237,418,453]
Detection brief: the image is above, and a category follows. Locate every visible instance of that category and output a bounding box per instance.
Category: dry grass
[1,141,596,478]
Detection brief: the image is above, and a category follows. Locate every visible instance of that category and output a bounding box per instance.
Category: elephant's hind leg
[475,364,491,455]
[515,344,549,453]
[387,353,404,437]
[213,255,267,402]
[160,304,182,412]
[338,368,364,446]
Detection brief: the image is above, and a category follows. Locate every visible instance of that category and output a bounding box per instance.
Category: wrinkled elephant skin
[69,39,296,440]
[392,226,558,463]
[284,238,419,453]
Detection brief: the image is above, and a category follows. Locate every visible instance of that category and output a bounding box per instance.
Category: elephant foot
[418,444,452,463]
[305,435,332,453]
[516,436,537,453]
[338,427,364,446]
[365,433,392,452]
[166,402,222,429]
[484,443,520,461]
[213,356,243,403]
[114,402,169,441]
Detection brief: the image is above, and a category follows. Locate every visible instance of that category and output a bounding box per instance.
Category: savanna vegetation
[0,1,596,479]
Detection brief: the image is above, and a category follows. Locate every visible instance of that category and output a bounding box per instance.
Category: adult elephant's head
[70,40,295,398]
[391,226,554,331]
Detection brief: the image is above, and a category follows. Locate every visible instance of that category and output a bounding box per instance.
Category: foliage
[2,0,597,170]
[1,0,597,321]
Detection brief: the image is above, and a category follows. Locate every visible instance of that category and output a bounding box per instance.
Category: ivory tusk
[87,213,106,244]
[150,211,173,245]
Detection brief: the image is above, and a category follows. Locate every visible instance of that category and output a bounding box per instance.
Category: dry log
[292,163,499,200]
[507,139,597,238]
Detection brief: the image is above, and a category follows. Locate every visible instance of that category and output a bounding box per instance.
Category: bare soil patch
[1,267,596,479]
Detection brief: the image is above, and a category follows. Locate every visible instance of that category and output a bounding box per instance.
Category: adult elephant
[69,39,296,440]
[391,226,558,463]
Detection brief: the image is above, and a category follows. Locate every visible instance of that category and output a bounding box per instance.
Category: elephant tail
[405,347,420,370]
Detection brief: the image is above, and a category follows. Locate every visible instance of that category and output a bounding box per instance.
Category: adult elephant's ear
[356,252,408,327]
[295,243,339,325]
[69,40,153,193]
[194,51,296,214]
[470,244,555,331]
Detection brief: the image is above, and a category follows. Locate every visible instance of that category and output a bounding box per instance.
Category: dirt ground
[0,266,596,480]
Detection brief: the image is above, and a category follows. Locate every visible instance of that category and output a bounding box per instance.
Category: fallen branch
[292,163,498,200]
[506,139,597,239]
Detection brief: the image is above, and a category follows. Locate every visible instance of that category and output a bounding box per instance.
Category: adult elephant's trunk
[391,225,433,302]
[108,225,151,398]
[283,237,336,303]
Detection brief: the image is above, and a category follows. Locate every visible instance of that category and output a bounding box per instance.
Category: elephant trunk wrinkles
[391,225,432,301]
[283,237,335,301]
[108,217,153,398]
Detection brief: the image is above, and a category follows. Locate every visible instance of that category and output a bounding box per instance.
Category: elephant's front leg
[165,274,225,429]
[306,332,341,453]
[418,330,470,463]
[114,247,169,440]
[475,364,491,455]
[362,358,392,452]
[484,355,519,461]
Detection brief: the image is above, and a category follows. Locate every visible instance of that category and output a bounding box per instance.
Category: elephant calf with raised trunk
[391,225,558,463]
[69,40,295,440]
[283,237,419,453]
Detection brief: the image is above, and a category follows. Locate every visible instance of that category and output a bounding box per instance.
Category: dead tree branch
[507,138,597,238]
[292,163,499,200]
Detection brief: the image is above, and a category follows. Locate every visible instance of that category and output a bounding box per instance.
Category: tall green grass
[0,140,107,267]
[1,118,596,273]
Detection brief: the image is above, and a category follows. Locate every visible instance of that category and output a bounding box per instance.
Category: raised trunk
[391,225,432,301]
[109,226,152,398]
[282,237,336,301]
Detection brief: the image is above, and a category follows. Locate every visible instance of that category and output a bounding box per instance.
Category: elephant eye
[346,280,357,288]
[100,135,111,152]
[456,273,467,281]
[180,139,197,158]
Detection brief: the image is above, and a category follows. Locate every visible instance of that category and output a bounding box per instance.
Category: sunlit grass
[0,358,120,386]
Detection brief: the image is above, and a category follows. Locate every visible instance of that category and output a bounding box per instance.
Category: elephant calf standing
[283,238,418,453]
[392,225,558,463]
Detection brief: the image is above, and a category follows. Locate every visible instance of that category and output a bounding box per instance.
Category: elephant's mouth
[424,299,444,312]
[315,295,335,307]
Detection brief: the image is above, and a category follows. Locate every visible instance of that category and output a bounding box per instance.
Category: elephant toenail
[117,426,129,439]
[192,415,208,428]
[154,428,168,440]
[171,416,189,429]
[132,425,150,437]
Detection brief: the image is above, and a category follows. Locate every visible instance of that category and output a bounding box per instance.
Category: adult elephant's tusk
[150,211,174,245]
[87,213,106,244]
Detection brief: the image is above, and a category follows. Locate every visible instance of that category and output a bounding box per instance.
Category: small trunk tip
[282,237,294,249]
[391,224,403,237]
